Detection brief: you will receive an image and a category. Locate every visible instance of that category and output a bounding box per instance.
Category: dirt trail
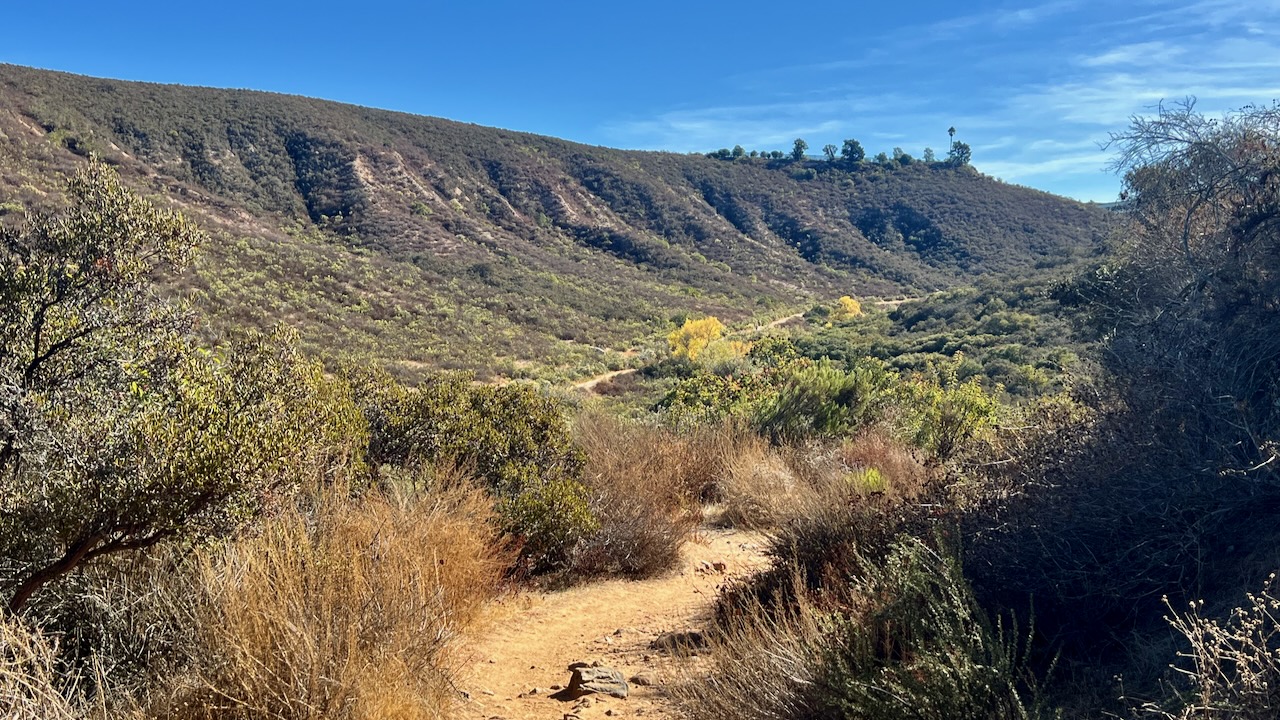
[571,368,638,392]
[458,527,769,720]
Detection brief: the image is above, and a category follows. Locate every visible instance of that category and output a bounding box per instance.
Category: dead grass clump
[716,437,816,529]
[571,413,706,578]
[0,615,78,720]
[838,429,931,501]
[668,572,827,720]
[164,484,506,720]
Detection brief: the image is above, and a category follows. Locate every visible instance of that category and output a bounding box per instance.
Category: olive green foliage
[901,355,1001,461]
[344,365,592,572]
[659,334,1001,458]
[752,359,896,444]
[795,282,1085,398]
[817,537,1048,720]
[0,164,363,613]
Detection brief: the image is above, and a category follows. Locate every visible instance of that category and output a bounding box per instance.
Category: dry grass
[570,413,712,578]
[667,571,828,720]
[155,484,507,720]
[716,437,816,529]
[0,615,78,720]
[838,429,931,502]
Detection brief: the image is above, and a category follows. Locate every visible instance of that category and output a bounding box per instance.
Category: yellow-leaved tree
[834,295,864,320]
[668,316,726,360]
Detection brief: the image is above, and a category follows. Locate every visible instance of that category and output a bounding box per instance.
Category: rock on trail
[458,527,768,719]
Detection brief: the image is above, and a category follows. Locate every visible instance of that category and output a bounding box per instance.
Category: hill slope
[0,64,1110,380]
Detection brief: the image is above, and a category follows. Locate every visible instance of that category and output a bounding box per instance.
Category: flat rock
[552,665,629,700]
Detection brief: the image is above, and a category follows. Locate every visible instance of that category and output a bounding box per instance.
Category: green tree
[0,164,360,613]
[823,144,839,162]
[841,138,865,163]
[947,141,972,166]
[732,144,746,159]
[923,147,936,162]
[792,138,809,161]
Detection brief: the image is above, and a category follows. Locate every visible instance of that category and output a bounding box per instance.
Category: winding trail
[458,527,769,720]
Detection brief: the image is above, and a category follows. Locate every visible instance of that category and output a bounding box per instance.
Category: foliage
[834,295,863,320]
[0,165,361,614]
[344,365,591,572]
[792,138,809,161]
[901,355,1001,461]
[842,138,866,163]
[816,537,1050,720]
[667,315,727,361]
[752,359,896,444]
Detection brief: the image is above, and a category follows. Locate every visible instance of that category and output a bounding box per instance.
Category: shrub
[668,316,726,361]
[816,537,1050,720]
[751,359,895,444]
[900,355,1000,462]
[344,365,591,572]
[1137,576,1280,720]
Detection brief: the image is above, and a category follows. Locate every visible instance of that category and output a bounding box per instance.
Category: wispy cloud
[600,0,1280,202]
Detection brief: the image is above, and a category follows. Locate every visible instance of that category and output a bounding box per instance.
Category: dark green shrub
[752,360,895,444]
[344,365,592,572]
[817,537,1050,720]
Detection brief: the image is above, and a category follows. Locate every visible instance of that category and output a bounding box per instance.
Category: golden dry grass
[667,570,827,720]
[157,484,507,720]
[0,615,79,720]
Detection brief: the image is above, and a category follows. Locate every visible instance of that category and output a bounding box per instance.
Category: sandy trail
[571,368,638,392]
[457,527,769,720]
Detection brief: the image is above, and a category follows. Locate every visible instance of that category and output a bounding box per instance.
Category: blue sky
[3,0,1278,202]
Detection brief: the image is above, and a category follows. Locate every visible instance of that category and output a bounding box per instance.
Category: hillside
[0,64,1111,380]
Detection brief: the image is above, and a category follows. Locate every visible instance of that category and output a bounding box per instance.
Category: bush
[1137,576,1280,720]
[816,537,1050,720]
[345,365,592,572]
[751,359,895,444]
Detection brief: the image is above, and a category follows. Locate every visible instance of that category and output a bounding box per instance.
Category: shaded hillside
[0,64,1110,379]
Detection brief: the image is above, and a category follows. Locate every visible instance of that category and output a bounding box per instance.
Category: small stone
[613,627,624,636]
[550,684,562,690]
[712,561,727,573]
[606,711,615,717]
[629,671,657,686]
[482,689,495,696]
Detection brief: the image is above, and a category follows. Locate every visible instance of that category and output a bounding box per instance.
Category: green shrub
[817,537,1050,720]
[344,365,592,572]
[900,355,1000,462]
[752,359,894,444]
